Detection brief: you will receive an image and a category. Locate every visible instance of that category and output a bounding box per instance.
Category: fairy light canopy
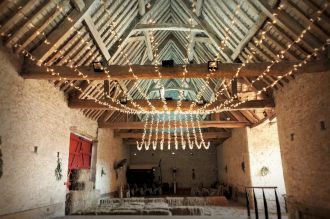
[0,0,329,148]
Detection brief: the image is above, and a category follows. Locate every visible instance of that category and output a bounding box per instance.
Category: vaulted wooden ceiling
[0,0,329,130]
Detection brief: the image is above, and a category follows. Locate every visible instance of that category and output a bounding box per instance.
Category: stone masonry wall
[95,128,130,195]
[275,71,330,218]
[247,122,286,213]
[217,124,286,212]
[0,47,98,218]
[217,128,252,193]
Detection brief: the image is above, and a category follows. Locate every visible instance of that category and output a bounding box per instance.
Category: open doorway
[65,133,98,214]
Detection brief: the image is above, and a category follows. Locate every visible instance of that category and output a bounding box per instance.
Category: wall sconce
[208,61,218,71]
[290,133,295,141]
[263,111,267,117]
[92,62,104,72]
[260,166,270,176]
[101,168,106,177]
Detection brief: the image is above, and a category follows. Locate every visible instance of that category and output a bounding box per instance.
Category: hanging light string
[6,1,202,116]
[7,1,144,115]
[167,113,172,150]
[39,1,157,115]
[5,0,210,115]
[152,113,160,150]
[184,113,193,149]
[179,115,186,150]
[137,114,150,151]
[195,1,328,114]
[205,2,329,113]
[160,113,165,150]
[145,113,155,150]
[188,0,244,113]
[195,114,210,149]
[192,3,286,114]
[187,0,214,112]
[226,41,330,111]
[146,13,170,150]
[103,1,159,114]
[0,1,66,47]
[3,1,328,116]
[149,27,169,113]
[188,112,200,149]
[194,23,280,112]
[217,0,245,58]
[70,1,162,114]
[177,0,195,150]
[174,113,179,150]
[17,46,140,115]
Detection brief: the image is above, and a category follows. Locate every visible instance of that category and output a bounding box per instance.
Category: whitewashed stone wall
[0,47,97,218]
[247,122,286,213]
[95,128,130,195]
[275,71,330,218]
[129,146,218,189]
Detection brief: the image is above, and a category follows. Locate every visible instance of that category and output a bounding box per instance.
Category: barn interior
[0,0,329,219]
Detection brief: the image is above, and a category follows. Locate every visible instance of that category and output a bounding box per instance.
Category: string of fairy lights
[4,0,231,115]
[189,0,245,111]
[7,1,144,115]
[1,0,329,151]
[197,1,329,113]
[134,0,211,151]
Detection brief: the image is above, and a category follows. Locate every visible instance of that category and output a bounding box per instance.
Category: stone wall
[217,124,286,212]
[66,169,100,214]
[247,122,286,212]
[217,128,251,193]
[129,146,218,189]
[0,47,98,218]
[275,71,330,218]
[95,128,130,195]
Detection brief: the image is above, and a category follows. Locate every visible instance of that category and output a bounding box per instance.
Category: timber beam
[124,139,224,146]
[21,59,330,80]
[99,120,249,129]
[134,23,205,32]
[115,131,231,139]
[68,98,275,112]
